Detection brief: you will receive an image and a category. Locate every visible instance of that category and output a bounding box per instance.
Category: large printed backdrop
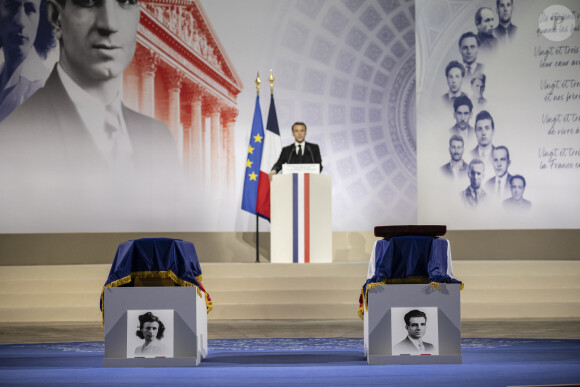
[416,0,580,229]
[1,0,418,233]
[4,0,576,233]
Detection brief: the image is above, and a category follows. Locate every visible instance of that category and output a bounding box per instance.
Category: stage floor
[1,318,580,345]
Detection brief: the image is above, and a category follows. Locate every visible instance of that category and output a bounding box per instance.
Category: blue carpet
[1,338,579,386]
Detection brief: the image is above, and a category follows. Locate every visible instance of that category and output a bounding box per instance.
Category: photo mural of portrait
[1,0,420,233]
[391,307,439,356]
[127,310,174,358]
[416,0,580,230]
[0,0,241,233]
[0,0,57,122]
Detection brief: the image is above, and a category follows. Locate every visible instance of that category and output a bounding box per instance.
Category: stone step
[201,262,369,277]
[453,261,580,276]
[461,288,580,303]
[461,301,580,319]
[205,289,356,304]
[0,306,103,323]
[0,279,105,294]
[0,261,578,322]
[207,303,359,320]
[202,276,363,291]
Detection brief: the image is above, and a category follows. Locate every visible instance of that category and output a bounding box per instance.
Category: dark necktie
[297,144,303,157]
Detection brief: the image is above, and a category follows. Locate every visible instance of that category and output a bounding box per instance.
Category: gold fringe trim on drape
[358,277,464,319]
[100,270,213,326]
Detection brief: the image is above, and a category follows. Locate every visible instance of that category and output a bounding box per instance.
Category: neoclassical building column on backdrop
[135,47,159,118]
[206,96,222,191]
[122,63,140,112]
[167,69,184,161]
[221,107,238,193]
[188,84,204,177]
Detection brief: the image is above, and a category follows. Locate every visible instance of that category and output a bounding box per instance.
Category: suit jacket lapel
[44,69,102,163]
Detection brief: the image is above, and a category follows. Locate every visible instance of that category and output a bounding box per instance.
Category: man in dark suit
[495,0,517,44]
[449,95,474,145]
[393,310,435,355]
[0,0,182,230]
[441,135,469,180]
[441,61,467,108]
[470,110,496,174]
[269,121,322,179]
[461,159,487,208]
[458,32,484,83]
[484,146,513,201]
[475,7,498,51]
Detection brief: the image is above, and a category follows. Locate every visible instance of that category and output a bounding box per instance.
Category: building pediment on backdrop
[140,0,242,99]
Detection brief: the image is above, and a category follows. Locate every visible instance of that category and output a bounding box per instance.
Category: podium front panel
[271,174,332,263]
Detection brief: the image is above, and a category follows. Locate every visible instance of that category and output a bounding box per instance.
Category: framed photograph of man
[127,309,174,358]
[391,307,439,356]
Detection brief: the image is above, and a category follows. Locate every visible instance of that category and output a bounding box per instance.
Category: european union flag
[241,95,265,215]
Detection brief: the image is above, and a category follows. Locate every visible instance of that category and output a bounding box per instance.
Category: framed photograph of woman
[127,309,174,358]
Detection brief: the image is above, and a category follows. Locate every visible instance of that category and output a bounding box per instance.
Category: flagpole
[255,73,261,263]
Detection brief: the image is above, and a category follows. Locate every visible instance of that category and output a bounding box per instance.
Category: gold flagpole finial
[256,72,261,95]
[269,69,274,95]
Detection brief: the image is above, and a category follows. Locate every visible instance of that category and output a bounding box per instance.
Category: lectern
[270,173,332,263]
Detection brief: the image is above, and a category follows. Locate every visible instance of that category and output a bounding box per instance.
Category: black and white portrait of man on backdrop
[127,310,174,358]
[391,307,439,356]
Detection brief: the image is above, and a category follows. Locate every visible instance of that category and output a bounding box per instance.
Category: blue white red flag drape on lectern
[256,94,282,220]
[241,94,282,220]
[241,95,265,216]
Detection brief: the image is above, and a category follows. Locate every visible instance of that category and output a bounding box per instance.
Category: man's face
[446,67,462,93]
[406,317,426,340]
[510,178,525,200]
[52,0,140,87]
[475,118,494,146]
[497,0,513,24]
[460,36,478,64]
[469,163,484,189]
[477,8,495,34]
[471,78,484,98]
[454,104,471,129]
[449,140,464,162]
[292,124,306,143]
[141,321,159,341]
[0,0,41,61]
[492,148,510,177]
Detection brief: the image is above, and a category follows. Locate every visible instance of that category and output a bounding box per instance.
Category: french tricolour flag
[256,94,282,220]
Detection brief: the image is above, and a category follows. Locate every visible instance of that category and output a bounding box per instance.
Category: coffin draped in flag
[241,95,265,216]
[358,236,463,319]
[100,238,213,322]
[256,94,282,220]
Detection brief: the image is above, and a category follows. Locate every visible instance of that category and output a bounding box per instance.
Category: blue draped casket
[100,238,212,315]
[358,235,462,318]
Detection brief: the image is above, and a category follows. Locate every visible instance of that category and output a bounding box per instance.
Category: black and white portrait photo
[127,310,174,358]
[391,307,439,356]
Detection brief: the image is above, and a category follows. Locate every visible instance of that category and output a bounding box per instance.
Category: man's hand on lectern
[269,171,276,182]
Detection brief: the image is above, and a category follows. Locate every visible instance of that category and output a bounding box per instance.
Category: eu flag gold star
[253,133,263,143]
[248,145,254,154]
[249,171,258,181]
[246,159,253,168]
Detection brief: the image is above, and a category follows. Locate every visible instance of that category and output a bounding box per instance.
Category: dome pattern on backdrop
[269,0,417,229]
